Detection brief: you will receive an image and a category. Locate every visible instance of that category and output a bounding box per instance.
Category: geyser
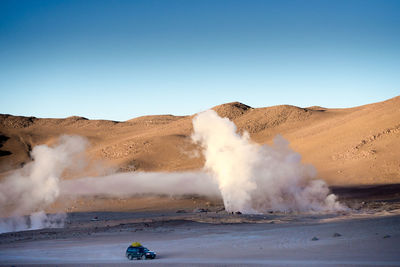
[192,110,345,213]
[0,110,345,233]
[0,135,87,233]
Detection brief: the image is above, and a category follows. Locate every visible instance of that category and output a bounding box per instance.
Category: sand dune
[0,96,399,185]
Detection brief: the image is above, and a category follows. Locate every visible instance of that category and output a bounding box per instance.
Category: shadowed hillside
[1,96,399,185]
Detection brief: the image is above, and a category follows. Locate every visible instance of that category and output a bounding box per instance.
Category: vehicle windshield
[127,246,150,253]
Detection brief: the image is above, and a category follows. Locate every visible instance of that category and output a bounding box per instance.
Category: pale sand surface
[0,212,399,266]
[1,185,400,266]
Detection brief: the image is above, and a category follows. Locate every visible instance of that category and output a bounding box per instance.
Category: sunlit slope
[1,96,399,185]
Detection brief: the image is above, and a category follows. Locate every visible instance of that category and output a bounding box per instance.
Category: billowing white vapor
[0,110,345,233]
[192,110,344,213]
[0,135,87,233]
[60,171,219,197]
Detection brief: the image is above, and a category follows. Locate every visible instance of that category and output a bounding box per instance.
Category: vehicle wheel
[128,254,133,260]
[141,255,146,260]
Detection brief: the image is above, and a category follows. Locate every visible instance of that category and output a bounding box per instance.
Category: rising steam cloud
[62,110,344,213]
[60,172,219,197]
[0,110,344,233]
[192,110,345,213]
[0,135,87,233]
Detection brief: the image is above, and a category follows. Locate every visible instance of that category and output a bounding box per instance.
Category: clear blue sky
[1,0,399,121]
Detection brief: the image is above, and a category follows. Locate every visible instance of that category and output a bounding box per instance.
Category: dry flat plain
[0,96,400,266]
[0,190,400,266]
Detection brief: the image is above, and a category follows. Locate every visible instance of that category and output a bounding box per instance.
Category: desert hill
[0,96,399,185]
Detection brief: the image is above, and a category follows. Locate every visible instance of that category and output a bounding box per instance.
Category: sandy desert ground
[1,213,400,266]
[1,185,400,266]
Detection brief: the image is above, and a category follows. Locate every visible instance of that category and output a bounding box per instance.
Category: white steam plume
[0,212,66,233]
[60,172,219,197]
[0,111,345,233]
[192,110,345,213]
[0,135,87,233]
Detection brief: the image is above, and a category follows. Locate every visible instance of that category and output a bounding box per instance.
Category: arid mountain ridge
[1,96,399,185]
